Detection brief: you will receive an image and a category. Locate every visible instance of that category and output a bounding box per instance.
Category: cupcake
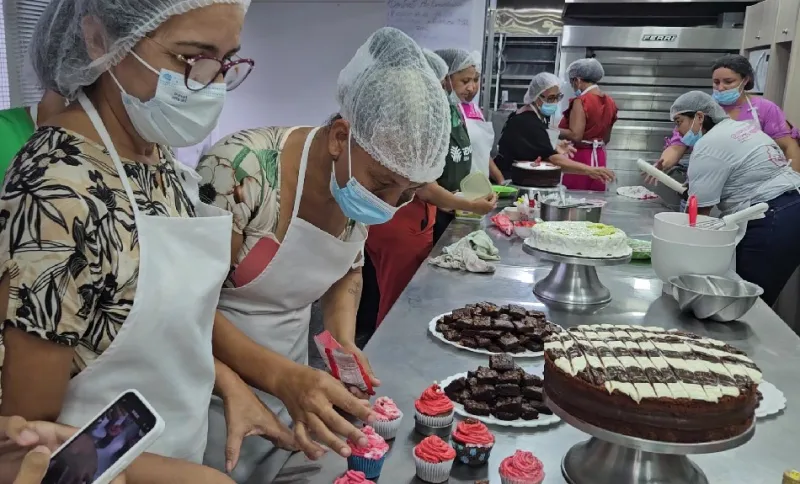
[451,418,495,467]
[346,426,389,479]
[414,383,455,436]
[499,450,545,484]
[333,470,375,484]
[371,396,403,440]
[413,435,456,483]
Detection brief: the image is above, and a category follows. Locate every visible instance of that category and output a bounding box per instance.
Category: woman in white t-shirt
[671,91,800,306]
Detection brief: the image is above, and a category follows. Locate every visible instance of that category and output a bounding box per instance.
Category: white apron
[57,92,232,463]
[461,103,494,177]
[204,127,367,483]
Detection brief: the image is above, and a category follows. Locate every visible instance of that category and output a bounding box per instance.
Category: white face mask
[110,52,226,148]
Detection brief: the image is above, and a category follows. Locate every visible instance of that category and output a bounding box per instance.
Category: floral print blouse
[0,127,195,377]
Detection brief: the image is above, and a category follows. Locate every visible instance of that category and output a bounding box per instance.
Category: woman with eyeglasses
[495,72,616,183]
[0,1,293,482]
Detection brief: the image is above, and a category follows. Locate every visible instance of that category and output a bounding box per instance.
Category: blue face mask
[540,102,558,117]
[330,134,399,225]
[681,118,703,147]
[712,84,742,106]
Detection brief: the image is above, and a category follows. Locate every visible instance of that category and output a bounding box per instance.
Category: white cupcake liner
[371,410,403,440]
[414,409,454,429]
[414,454,454,483]
[500,474,544,484]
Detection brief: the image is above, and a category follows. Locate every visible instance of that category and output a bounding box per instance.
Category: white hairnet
[523,72,562,105]
[670,91,729,123]
[435,48,480,75]
[337,27,450,183]
[422,48,448,81]
[31,0,251,100]
[567,58,605,82]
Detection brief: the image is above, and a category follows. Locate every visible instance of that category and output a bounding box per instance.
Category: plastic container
[492,185,518,199]
[460,172,493,201]
[502,207,522,221]
[653,212,737,246]
[651,234,735,284]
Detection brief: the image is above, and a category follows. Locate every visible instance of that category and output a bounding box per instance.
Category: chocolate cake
[444,355,547,421]
[436,303,561,354]
[510,161,562,188]
[543,324,761,443]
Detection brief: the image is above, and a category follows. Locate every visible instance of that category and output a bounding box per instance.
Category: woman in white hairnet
[496,72,615,183]
[671,91,800,306]
[559,58,619,191]
[196,27,451,482]
[0,0,297,482]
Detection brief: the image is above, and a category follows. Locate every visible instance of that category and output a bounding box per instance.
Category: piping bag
[313,331,375,396]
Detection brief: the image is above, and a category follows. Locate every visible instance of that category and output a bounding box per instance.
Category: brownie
[496,383,521,397]
[451,307,472,319]
[435,320,451,333]
[498,334,521,352]
[495,313,511,321]
[521,403,540,420]
[476,329,503,339]
[453,390,471,404]
[478,302,500,316]
[444,377,466,394]
[495,396,523,414]
[489,354,515,372]
[531,402,553,415]
[442,330,460,341]
[468,377,479,390]
[523,373,543,387]
[525,340,545,353]
[487,345,503,353]
[513,317,538,334]
[526,310,546,318]
[471,384,496,403]
[522,386,543,401]
[507,305,527,320]
[497,370,521,386]
[493,411,520,421]
[476,366,498,384]
[459,337,478,348]
[475,336,492,348]
[492,319,515,331]
[454,318,474,330]
[464,400,491,416]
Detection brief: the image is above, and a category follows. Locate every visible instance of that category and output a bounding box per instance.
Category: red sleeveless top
[559,91,618,141]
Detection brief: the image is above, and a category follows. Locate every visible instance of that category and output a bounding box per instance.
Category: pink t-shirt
[665,95,799,149]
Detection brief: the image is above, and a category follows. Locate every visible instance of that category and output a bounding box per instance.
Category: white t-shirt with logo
[688,118,800,216]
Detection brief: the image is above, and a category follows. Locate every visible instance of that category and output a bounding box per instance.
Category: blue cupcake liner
[347,454,386,479]
[451,439,493,467]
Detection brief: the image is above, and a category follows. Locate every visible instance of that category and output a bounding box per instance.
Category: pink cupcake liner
[371,410,403,440]
[414,454,454,483]
[414,409,454,429]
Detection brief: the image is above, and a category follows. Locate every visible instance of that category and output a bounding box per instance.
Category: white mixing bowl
[651,234,736,284]
[653,212,737,246]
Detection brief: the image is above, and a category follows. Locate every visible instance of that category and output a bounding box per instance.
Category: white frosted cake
[526,221,632,258]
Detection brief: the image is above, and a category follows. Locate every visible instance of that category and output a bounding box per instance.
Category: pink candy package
[313,331,375,395]
[490,214,514,236]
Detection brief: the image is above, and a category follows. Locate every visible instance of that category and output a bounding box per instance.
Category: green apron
[0,107,35,185]
[437,103,473,193]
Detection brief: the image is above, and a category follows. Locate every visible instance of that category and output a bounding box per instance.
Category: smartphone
[42,389,165,484]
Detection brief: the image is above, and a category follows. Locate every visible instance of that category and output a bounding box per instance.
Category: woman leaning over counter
[0,0,293,482]
[495,72,616,184]
[196,28,453,482]
[671,91,800,306]
[655,54,800,175]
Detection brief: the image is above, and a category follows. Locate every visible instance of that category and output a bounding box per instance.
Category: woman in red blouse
[559,58,618,191]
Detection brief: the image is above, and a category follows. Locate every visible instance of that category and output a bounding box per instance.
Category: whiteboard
[387,0,475,51]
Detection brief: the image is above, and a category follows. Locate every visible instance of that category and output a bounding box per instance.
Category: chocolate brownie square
[497,370,521,386]
[495,313,511,321]
[513,317,538,334]
[532,402,553,415]
[495,396,523,414]
[517,335,531,347]
[453,390,471,404]
[435,319,451,333]
[444,377,466,394]
[471,384,495,403]
[442,330,460,342]
[493,411,520,421]
[521,404,540,420]
[522,386,543,401]
[524,340,545,353]
[459,337,478,348]
[476,366,498,384]
[454,317,474,330]
[475,336,492,348]
[522,373,543,387]
[530,327,547,343]
[464,400,491,416]
[492,319,515,331]
[478,302,500,317]
[451,307,472,319]
[498,334,521,352]
[477,330,503,339]
[487,345,503,353]
[473,316,492,329]
[507,305,527,320]
[468,377,479,390]
[526,310,546,319]
[489,354,515,372]
[496,383,521,397]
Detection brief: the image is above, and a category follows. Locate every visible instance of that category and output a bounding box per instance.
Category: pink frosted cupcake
[414,384,454,436]
[499,450,545,484]
[333,470,375,484]
[346,426,390,479]
[371,396,403,440]
[413,435,456,483]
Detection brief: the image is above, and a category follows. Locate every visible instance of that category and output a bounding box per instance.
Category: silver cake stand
[546,396,755,484]
[522,243,631,305]
[512,184,564,200]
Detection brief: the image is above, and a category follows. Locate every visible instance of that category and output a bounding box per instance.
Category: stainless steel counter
[314,192,799,483]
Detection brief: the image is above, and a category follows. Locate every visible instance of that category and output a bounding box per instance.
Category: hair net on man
[422,48,448,82]
[31,0,251,100]
[567,58,605,83]
[338,27,450,183]
[670,91,729,123]
[523,72,562,105]
[435,48,480,75]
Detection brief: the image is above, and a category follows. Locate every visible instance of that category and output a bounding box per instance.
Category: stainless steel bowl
[540,200,603,222]
[669,275,763,322]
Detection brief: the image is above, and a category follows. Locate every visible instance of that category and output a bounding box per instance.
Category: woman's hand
[468,192,498,215]
[645,147,684,185]
[339,342,380,400]
[219,378,297,473]
[273,365,375,461]
[556,140,576,158]
[588,167,616,182]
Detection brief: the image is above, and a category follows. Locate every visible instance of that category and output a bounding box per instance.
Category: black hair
[683,111,718,133]
[711,54,755,91]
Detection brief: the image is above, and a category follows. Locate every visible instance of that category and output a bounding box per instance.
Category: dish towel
[428,230,499,273]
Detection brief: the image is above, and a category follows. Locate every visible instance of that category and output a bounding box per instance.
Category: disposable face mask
[712,83,743,106]
[681,118,703,147]
[330,134,399,225]
[110,52,226,147]
[540,102,558,117]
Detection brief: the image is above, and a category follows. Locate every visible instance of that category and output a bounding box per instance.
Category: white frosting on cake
[527,221,633,258]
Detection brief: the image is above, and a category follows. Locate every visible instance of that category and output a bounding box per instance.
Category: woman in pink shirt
[652,54,800,176]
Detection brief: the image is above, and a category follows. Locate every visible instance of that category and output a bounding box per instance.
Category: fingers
[293,421,325,460]
[306,413,350,458]
[4,417,39,447]
[224,421,244,473]
[13,446,50,484]
[263,418,297,452]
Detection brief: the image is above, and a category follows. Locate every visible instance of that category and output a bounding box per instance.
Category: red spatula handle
[688,195,698,227]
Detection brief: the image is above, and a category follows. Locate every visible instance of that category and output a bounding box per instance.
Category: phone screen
[43,391,157,484]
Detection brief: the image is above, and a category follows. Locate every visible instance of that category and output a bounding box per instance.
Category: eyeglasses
[540,93,564,103]
[145,37,254,92]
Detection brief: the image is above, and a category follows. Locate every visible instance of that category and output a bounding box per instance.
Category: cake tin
[669,274,763,322]
[651,234,735,285]
[540,200,602,222]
